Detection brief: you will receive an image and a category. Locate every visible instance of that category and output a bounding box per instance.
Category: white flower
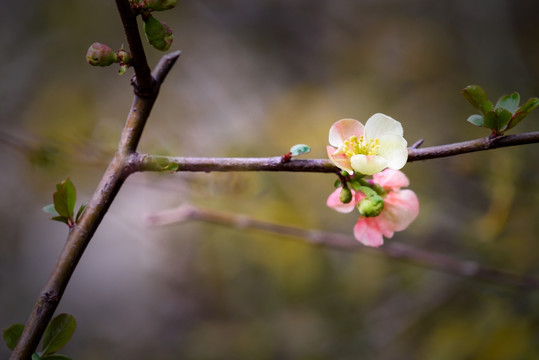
[326,113,408,175]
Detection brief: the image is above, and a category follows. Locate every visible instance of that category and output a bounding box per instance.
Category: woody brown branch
[133,131,539,173]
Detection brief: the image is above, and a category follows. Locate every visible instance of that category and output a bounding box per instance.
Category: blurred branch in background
[145,203,539,289]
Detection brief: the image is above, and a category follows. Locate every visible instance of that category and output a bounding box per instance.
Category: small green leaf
[3,323,24,350]
[143,14,173,51]
[462,85,493,114]
[75,202,87,223]
[53,179,76,221]
[466,114,484,127]
[495,92,520,114]
[42,204,59,216]
[42,314,76,356]
[32,354,43,360]
[51,216,70,226]
[289,144,311,156]
[517,97,539,113]
[42,355,73,360]
[484,108,512,134]
[506,97,539,131]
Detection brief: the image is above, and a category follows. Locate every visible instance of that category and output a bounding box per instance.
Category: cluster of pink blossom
[326,115,419,247]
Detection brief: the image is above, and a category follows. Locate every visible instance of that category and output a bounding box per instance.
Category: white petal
[328,119,364,147]
[350,154,388,175]
[377,134,408,170]
[364,113,403,139]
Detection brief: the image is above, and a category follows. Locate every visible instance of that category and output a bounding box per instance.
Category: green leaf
[3,323,24,350]
[51,216,70,226]
[53,179,76,221]
[32,354,43,360]
[484,108,512,134]
[466,114,485,127]
[42,355,73,360]
[506,97,539,131]
[495,92,520,114]
[461,85,493,114]
[42,204,59,216]
[42,314,76,355]
[289,144,311,156]
[75,202,87,223]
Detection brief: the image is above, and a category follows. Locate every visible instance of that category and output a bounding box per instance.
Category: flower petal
[327,145,353,172]
[373,169,409,190]
[328,119,364,147]
[353,218,384,247]
[350,154,388,175]
[377,133,408,170]
[379,189,419,232]
[327,188,356,213]
[364,113,403,139]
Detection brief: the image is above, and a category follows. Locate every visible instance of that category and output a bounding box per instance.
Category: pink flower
[327,169,419,247]
[327,114,408,175]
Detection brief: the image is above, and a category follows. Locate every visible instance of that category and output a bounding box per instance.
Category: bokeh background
[1,1,539,359]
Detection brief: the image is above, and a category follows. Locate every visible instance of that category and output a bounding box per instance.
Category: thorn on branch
[411,139,424,149]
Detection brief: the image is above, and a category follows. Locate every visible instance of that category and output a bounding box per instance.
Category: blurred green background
[1,1,539,359]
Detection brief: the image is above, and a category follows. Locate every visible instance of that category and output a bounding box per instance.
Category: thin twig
[146,204,539,289]
[115,0,153,93]
[133,131,539,173]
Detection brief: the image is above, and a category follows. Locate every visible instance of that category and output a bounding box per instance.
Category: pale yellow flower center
[342,135,380,157]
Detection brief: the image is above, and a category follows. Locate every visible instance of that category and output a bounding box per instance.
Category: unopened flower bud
[357,186,384,217]
[86,42,117,67]
[143,15,173,51]
[143,0,178,11]
[339,186,353,204]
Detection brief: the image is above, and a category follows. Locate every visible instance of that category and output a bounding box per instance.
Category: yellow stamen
[341,134,380,158]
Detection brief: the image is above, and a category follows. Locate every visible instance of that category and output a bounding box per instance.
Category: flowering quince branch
[9,0,539,357]
[132,130,539,173]
[144,204,539,289]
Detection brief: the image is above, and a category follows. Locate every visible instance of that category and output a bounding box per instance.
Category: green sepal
[42,314,76,356]
[3,323,24,350]
[333,179,342,188]
[462,85,493,114]
[506,97,539,131]
[356,186,384,217]
[495,92,520,114]
[289,144,311,156]
[347,179,363,191]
